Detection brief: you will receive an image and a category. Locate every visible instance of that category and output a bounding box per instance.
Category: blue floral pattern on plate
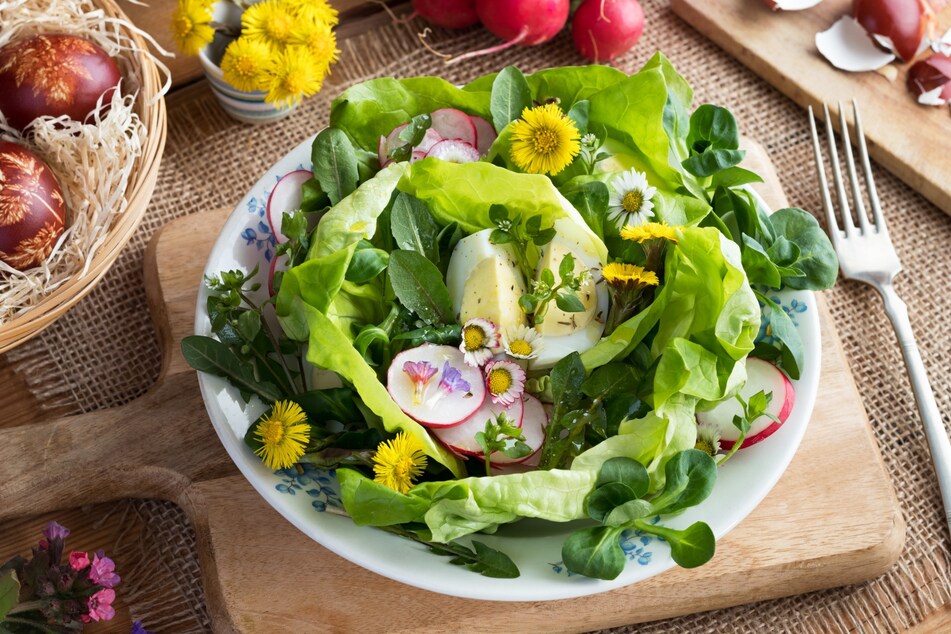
[756,294,809,346]
[274,464,341,512]
[241,163,311,264]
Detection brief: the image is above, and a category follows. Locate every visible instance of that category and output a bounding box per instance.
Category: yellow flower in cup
[220,37,271,92]
[509,103,581,176]
[263,47,325,108]
[372,432,428,494]
[287,0,340,27]
[296,22,340,75]
[253,400,310,470]
[242,0,298,50]
[170,0,214,56]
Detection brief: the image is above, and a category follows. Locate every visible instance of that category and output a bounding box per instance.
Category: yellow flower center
[281,70,308,95]
[232,56,257,78]
[622,190,644,213]
[488,368,513,395]
[532,129,560,154]
[173,15,194,36]
[266,13,295,43]
[261,418,285,444]
[695,438,714,456]
[463,326,486,351]
[509,339,533,356]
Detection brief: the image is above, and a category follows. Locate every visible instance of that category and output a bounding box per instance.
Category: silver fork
[809,101,951,535]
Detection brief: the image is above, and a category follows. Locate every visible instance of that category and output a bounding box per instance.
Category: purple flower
[131,621,153,634]
[43,521,70,541]
[88,553,120,588]
[82,588,115,622]
[403,360,438,405]
[438,361,471,395]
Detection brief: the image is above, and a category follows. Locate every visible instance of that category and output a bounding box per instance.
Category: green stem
[2,615,64,633]
[7,600,43,615]
[717,430,746,466]
[239,291,299,392]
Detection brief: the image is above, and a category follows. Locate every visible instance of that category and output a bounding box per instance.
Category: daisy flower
[485,360,527,406]
[170,0,214,56]
[252,400,310,470]
[403,360,438,405]
[695,421,722,458]
[460,318,500,367]
[220,37,271,93]
[502,325,543,360]
[509,103,581,176]
[608,169,657,230]
[372,432,428,494]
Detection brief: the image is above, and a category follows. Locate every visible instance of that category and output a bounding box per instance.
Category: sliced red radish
[430,108,478,146]
[266,169,313,244]
[491,394,547,465]
[908,53,951,105]
[431,394,524,456]
[469,115,497,155]
[379,125,443,164]
[387,345,486,428]
[410,150,429,163]
[816,16,896,72]
[426,139,481,163]
[696,357,796,451]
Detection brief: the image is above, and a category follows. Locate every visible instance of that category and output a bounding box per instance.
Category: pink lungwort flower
[83,588,116,622]
[88,552,120,588]
[485,360,526,406]
[403,360,438,405]
[43,521,70,541]
[69,551,90,571]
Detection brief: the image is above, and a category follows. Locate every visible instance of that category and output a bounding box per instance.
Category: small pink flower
[403,360,438,405]
[43,521,70,542]
[84,588,116,622]
[69,551,90,571]
[88,553,120,588]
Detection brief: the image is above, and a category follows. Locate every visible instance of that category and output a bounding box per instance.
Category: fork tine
[808,106,841,239]
[852,100,887,233]
[837,101,871,234]
[823,103,856,236]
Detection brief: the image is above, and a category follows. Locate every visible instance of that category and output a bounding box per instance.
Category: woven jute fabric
[7,1,951,631]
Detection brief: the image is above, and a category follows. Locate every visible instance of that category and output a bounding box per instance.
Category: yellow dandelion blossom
[620,222,680,244]
[242,0,298,50]
[220,37,271,92]
[253,400,310,470]
[372,432,428,494]
[295,22,340,76]
[509,103,581,176]
[602,262,659,288]
[287,0,340,27]
[170,0,214,56]
[263,46,324,107]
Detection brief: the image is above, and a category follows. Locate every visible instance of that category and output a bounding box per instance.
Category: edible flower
[372,432,428,494]
[437,361,471,396]
[241,0,298,49]
[297,22,340,75]
[485,360,526,406]
[43,521,70,542]
[220,37,272,93]
[287,0,340,27]
[82,588,115,623]
[502,325,543,360]
[69,551,90,571]
[608,169,657,230]
[601,263,659,335]
[403,360,438,405]
[88,552,120,588]
[170,0,214,56]
[252,400,310,470]
[460,318,500,367]
[696,421,722,459]
[509,103,581,176]
[620,222,679,244]
[264,47,326,108]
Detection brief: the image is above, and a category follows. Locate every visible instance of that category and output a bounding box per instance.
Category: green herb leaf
[586,482,638,522]
[300,177,330,213]
[566,99,590,133]
[181,335,282,403]
[0,570,19,620]
[555,291,586,313]
[769,208,839,290]
[387,250,454,325]
[683,149,745,178]
[391,192,440,263]
[312,128,359,205]
[565,181,608,239]
[581,363,641,399]
[293,387,361,423]
[687,104,740,152]
[235,310,262,343]
[649,449,717,515]
[595,457,649,498]
[757,292,804,380]
[634,519,716,568]
[468,541,521,578]
[346,246,389,283]
[562,526,626,580]
[490,66,532,133]
[709,166,764,188]
[740,234,782,289]
[603,499,654,527]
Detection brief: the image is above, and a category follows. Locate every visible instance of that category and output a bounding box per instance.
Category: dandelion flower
[502,325,543,360]
[602,262,659,288]
[220,37,271,92]
[602,263,659,335]
[263,46,324,108]
[296,22,340,76]
[485,360,526,406]
[287,0,340,27]
[372,432,428,494]
[696,421,722,458]
[608,169,657,230]
[509,103,581,176]
[620,222,679,244]
[242,0,298,50]
[253,400,310,470]
[459,318,500,367]
[170,0,214,56]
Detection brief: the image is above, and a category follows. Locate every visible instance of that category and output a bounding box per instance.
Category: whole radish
[413,0,480,29]
[572,0,645,62]
[475,0,570,46]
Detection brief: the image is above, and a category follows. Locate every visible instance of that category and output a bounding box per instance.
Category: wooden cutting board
[670,0,951,217]
[0,142,905,632]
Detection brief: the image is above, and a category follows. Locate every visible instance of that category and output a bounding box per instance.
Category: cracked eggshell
[907,53,951,105]
[762,0,824,10]
[852,0,927,62]
[817,16,897,71]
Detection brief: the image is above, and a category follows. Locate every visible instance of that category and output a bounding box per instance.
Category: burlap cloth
[7,1,951,631]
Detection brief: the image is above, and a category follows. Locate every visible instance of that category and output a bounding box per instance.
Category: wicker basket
[0,0,167,354]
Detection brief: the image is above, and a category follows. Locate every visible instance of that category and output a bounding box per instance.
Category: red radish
[696,358,796,451]
[469,115,497,155]
[908,53,951,104]
[432,394,524,455]
[413,0,480,29]
[571,0,645,62]
[491,394,548,465]
[430,108,478,145]
[266,170,312,244]
[852,0,927,62]
[411,150,429,162]
[379,124,443,164]
[387,345,486,427]
[441,0,569,64]
[426,139,482,163]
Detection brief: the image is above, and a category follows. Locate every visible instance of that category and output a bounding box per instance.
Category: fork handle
[879,283,951,535]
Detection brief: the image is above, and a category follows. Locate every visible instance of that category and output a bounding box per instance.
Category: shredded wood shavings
[0,0,171,323]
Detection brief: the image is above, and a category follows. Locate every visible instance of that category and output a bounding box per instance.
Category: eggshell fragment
[907,53,951,105]
[816,16,896,72]
[852,0,926,62]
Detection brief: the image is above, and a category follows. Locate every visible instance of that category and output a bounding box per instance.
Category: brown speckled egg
[0,33,121,131]
[0,140,66,270]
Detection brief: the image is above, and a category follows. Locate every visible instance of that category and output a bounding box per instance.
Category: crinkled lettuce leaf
[463,64,629,108]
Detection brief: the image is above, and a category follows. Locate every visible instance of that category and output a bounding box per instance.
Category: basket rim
[0,0,168,349]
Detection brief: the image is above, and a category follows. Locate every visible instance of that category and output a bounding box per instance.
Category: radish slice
[410,150,429,163]
[696,358,796,451]
[266,169,313,244]
[387,345,486,428]
[430,108,478,145]
[379,125,443,164]
[469,115,497,155]
[816,16,896,72]
[381,123,409,164]
[431,395,524,456]
[762,0,824,9]
[491,394,547,465]
[426,139,481,163]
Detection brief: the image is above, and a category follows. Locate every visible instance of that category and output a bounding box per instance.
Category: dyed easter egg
[0,141,66,270]
[0,33,121,131]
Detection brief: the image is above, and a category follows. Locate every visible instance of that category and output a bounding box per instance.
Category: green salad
[184,55,838,581]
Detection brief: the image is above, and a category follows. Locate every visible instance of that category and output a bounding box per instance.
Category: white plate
[195,133,820,602]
